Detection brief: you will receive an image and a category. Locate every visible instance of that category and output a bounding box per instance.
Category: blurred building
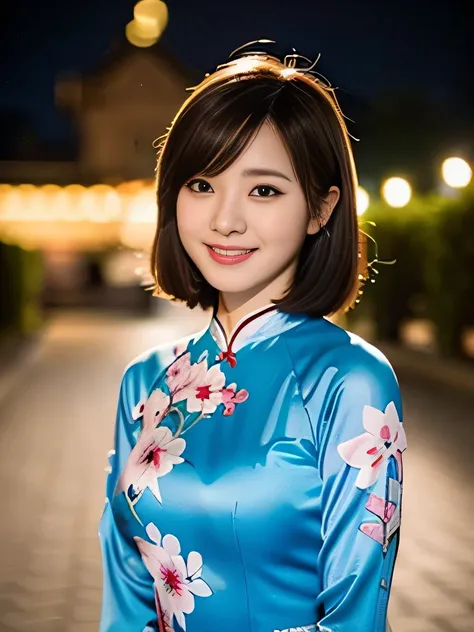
[0,41,200,311]
[56,41,200,183]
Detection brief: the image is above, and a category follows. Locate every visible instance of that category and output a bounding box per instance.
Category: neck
[216,300,277,339]
[214,256,298,338]
[215,290,283,340]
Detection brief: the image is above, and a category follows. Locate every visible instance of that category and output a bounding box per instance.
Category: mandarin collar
[200,302,310,356]
[210,303,278,353]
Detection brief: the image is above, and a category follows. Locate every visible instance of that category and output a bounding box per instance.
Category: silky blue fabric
[98,306,406,632]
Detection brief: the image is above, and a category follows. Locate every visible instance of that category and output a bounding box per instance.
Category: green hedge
[347,184,474,359]
[0,241,44,338]
[426,186,474,357]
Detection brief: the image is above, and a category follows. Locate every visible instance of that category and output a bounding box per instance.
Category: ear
[307,186,341,235]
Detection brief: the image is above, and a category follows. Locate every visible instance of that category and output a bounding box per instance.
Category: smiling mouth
[205,244,259,264]
[208,246,258,255]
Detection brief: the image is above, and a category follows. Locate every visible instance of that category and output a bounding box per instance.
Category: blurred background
[0,1,473,631]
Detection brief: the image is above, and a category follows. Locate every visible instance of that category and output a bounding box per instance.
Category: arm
[311,347,407,632]
[98,366,158,631]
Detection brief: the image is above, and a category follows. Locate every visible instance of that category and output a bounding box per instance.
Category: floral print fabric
[337,400,407,490]
[135,523,212,631]
[116,348,249,629]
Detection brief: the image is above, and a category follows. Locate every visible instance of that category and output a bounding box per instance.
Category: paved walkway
[0,302,472,632]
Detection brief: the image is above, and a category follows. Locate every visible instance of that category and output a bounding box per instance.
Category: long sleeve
[310,347,407,632]
[98,367,157,631]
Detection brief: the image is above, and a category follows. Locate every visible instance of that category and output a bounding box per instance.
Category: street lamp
[441,157,472,189]
[381,177,412,208]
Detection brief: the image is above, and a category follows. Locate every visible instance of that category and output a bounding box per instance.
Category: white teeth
[211,247,253,256]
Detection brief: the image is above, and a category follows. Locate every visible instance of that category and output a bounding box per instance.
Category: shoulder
[291,317,401,413]
[298,320,405,453]
[310,316,397,377]
[329,322,398,383]
[326,320,400,405]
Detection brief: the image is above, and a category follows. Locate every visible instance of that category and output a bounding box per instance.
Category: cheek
[258,203,309,248]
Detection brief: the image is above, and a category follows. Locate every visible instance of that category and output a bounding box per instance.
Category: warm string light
[0,181,158,251]
[126,0,168,48]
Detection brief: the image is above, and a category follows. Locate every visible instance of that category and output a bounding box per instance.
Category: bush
[348,196,440,341]
[347,184,474,359]
[425,186,474,358]
[0,241,44,338]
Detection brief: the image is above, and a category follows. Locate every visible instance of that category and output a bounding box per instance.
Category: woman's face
[176,120,338,305]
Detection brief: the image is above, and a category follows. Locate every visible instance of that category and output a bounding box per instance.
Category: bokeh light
[381,177,412,208]
[126,1,168,48]
[134,0,168,34]
[356,186,370,216]
[0,181,157,250]
[125,20,159,48]
[441,157,472,188]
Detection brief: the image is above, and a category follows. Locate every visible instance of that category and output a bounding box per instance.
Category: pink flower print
[360,477,402,551]
[118,427,185,503]
[337,400,407,489]
[166,353,207,403]
[220,382,249,416]
[359,494,396,546]
[186,363,225,414]
[142,389,171,431]
[134,523,212,632]
[359,522,385,546]
[366,492,396,523]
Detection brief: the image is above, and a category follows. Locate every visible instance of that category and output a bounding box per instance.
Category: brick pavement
[0,303,472,632]
[387,372,474,631]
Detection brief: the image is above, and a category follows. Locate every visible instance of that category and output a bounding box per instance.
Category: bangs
[160,79,287,188]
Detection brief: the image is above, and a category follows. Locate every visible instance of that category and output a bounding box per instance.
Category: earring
[321,225,331,238]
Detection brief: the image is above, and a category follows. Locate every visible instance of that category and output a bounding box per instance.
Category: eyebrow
[241,168,292,182]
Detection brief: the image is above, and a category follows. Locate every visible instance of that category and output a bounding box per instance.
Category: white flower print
[337,400,407,489]
[134,523,212,631]
[118,426,185,503]
[142,389,171,431]
[132,398,147,422]
[185,363,225,414]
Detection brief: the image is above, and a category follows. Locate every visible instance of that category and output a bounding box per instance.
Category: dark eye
[250,185,281,197]
[186,179,214,193]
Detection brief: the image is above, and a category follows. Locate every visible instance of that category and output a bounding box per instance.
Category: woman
[99,40,407,632]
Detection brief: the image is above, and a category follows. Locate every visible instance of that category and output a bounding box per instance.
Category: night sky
[0,0,472,145]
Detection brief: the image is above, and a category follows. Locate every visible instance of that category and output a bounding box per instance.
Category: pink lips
[206,245,257,265]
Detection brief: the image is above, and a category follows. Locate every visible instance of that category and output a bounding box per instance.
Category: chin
[199,269,263,295]
[205,278,259,294]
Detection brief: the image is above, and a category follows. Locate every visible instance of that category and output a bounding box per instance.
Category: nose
[209,192,247,236]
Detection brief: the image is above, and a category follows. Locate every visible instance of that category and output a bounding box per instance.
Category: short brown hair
[150,53,363,318]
